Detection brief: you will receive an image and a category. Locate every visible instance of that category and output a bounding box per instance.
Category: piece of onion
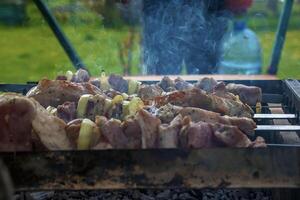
[77,94,93,118]
[77,118,95,150]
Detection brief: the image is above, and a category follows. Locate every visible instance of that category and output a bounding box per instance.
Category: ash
[16,189,272,200]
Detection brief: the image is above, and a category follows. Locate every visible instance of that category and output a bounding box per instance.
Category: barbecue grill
[0,77,299,193]
[1,0,300,199]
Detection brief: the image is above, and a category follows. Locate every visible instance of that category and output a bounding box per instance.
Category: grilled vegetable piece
[27,79,103,108]
[66,118,101,149]
[128,79,141,95]
[136,109,161,148]
[77,119,96,150]
[155,88,253,118]
[226,83,262,106]
[128,97,144,116]
[77,94,93,118]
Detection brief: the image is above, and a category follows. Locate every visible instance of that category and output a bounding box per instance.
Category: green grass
[0,1,300,83]
[0,24,141,83]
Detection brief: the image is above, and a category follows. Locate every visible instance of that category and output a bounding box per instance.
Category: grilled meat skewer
[155,88,253,118]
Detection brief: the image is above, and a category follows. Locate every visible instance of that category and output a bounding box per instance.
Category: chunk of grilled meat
[179,116,253,148]
[57,101,76,123]
[100,118,129,149]
[121,118,142,149]
[179,107,256,135]
[155,88,253,118]
[0,94,36,151]
[0,93,72,151]
[31,99,72,150]
[212,123,252,147]
[194,77,218,93]
[157,104,256,135]
[157,76,175,92]
[136,109,161,148]
[138,84,164,101]
[194,77,262,106]
[108,74,128,93]
[174,77,194,91]
[213,82,237,101]
[27,79,103,108]
[226,83,262,106]
[158,114,182,148]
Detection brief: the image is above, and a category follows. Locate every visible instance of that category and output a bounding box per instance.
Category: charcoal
[19,189,273,200]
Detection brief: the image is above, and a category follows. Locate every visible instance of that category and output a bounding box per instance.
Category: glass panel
[0,0,299,81]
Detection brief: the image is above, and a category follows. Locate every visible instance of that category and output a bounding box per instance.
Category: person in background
[140,0,253,75]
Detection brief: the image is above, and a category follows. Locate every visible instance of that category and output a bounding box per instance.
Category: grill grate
[0,79,300,190]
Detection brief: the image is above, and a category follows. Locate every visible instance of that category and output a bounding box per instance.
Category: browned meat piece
[155,88,253,118]
[92,142,113,150]
[90,79,101,89]
[0,94,36,151]
[157,76,175,92]
[121,118,142,149]
[174,77,194,91]
[56,75,67,81]
[213,82,237,101]
[27,79,103,108]
[185,122,216,148]
[179,107,256,135]
[71,69,90,83]
[31,99,72,150]
[158,114,182,148]
[178,116,192,148]
[138,84,164,101]
[108,74,128,93]
[226,83,262,106]
[212,123,251,147]
[250,136,267,148]
[194,77,218,93]
[57,102,76,123]
[136,109,161,148]
[101,119,128,148]
[179,116,253,148]
[0,93,72,151]
[65,119,82,148]
[95,115,108,129]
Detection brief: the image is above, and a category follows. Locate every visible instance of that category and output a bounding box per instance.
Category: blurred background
[0,0,299,83]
